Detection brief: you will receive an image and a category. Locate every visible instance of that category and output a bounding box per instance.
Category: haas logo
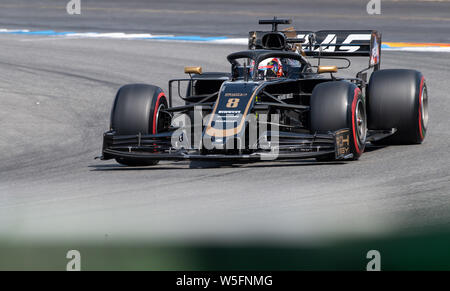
[298,34,372,53]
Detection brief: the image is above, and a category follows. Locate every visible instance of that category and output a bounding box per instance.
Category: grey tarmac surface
[0,1,449,243]
[1,0,450,42]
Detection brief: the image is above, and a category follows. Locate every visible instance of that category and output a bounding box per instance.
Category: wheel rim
[155,102,166,134]
[355,99,367,144]
[421,86,429,131]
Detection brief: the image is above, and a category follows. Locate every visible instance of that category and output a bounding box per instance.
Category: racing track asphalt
[0,0,449,243]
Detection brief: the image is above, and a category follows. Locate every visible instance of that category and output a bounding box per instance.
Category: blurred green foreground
[1,228,450,271]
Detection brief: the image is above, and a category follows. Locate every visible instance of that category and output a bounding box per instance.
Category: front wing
[100,128,357,161]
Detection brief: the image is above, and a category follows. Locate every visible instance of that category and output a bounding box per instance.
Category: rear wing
[248,29,382,70]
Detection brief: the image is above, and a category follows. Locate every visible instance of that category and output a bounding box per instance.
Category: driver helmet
[252,58,284,78]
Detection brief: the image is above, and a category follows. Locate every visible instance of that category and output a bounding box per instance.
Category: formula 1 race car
[100,18,429,166]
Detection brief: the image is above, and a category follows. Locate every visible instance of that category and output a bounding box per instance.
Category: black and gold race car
[100,18,429,166]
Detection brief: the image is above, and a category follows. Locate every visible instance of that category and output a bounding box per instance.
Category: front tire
[310,81,367,161]
[367,69,428,144]
[110,84,169,166]
[115,157,159,167]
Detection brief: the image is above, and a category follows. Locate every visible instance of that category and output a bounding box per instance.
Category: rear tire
[310,81,367,161]
[367,69,428,144]
[110,84,169,166]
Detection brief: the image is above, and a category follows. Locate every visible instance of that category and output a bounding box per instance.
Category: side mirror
[184,66,202,75]
[317,66,338,74]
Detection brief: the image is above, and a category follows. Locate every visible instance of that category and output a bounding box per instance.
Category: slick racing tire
[115,157,159,167]
[367,69,428,144]
[310,81,367,161]
[110,84,168,166]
